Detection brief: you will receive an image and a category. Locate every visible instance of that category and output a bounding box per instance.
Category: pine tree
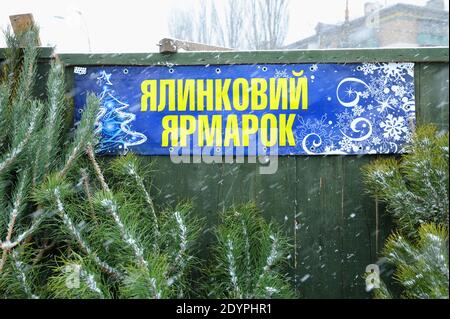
[362,125,449,299]
[204,203,296,298]
[1,26,296,299]
[0,27,99,298]
[378,224,448,299]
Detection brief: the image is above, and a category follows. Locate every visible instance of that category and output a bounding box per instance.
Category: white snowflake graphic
[360,91,370,99]
[352,105,365,116]
[310,64,318,72]
[380,114,408,141]
[376,97,395,113]
[404,130,413,144]
[358,63,377,75]
[339,137,354,152]
[368,77,390,101]
[336,109,354,131]
[324,145,335,153]
[391,85,406,97]
[274,69,289,78]
[379,63,412,82]
[371,136,381,145]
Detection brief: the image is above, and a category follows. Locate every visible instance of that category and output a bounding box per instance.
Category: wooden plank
[148,156,223,259]
[339,156,381,298]
[220,161,258,208]
[57,47,449,66]
[0,47,53,59]
[9,14,41,46]
[295,156,344,298]
[159,38,233,53]
[252,157,298,288]
[416,63,449,131]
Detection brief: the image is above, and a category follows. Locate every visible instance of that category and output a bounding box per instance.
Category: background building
[285,0,449,49]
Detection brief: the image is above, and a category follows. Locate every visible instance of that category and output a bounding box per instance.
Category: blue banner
[73,62,416,155]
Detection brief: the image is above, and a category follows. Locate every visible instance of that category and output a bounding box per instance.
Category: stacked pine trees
[0,27,295,299]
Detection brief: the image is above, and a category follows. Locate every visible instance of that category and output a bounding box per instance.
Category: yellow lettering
[197,79,214,111]
[224,115,240,146]
[162,115,178,146]
[260,114,278,147]
[141,80,157,111]
[179,115,196,147]
[158,80,175,112]
[177,79,195,111]
[232,78,249,111]
[198,115,222,146]
[241,114,259,146]
[269,78,288,110]
[215,79,232,111]
[290,77,308,110]
[279,114,296,146]
[251,78,268,110]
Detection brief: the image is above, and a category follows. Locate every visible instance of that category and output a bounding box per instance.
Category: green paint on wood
[57,47,449,66]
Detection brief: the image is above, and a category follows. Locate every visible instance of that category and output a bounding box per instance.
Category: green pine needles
[0,26,99,299]
[380,224,448,299]
[0,26,296,299]
[33,151,202,299]
[362,125,449,299]
[205,204,295,298]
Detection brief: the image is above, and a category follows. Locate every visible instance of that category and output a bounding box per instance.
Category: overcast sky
[1,0,447,52]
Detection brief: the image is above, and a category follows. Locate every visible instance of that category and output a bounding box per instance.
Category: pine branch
[111,155,160,243]
[11,250,39,299]
[97,193,148,269]
[207,203,295,298]
[225,236,242,298]
[86,145,110,192]
[0,84,10,148]
[47,254,111,299]
[59,94,99,178]
[0,210,47,252]
[53,187,123,280]
[33,61,66,184]
[0,104,41,175]
[0,169,29,273]
[80,168,97,222]
[120,256,171,299]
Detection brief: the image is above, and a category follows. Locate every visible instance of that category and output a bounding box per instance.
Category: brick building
[285,0,449,49]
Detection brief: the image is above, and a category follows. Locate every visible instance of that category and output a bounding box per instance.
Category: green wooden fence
[1,47,449,298]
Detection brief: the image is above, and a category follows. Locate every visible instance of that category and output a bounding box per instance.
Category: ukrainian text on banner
[73,63,416,155]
